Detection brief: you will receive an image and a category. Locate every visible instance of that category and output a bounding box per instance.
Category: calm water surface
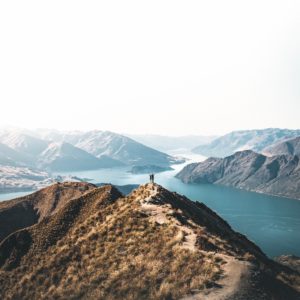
[0,191,32,201]
[1,152,300,258]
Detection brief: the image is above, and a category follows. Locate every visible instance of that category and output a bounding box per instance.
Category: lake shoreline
[0,151,299,258]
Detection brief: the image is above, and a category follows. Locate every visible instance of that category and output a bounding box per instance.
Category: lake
[1,151,300,258]
[0,191,32,201]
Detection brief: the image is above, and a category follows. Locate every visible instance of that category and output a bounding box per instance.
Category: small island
[129,164,173,174]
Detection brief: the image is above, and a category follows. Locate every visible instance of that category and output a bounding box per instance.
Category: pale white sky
[0,0,299,136]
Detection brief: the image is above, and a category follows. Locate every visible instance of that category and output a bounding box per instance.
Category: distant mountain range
[0,182,299,299]
[37,129,182,167]
[176,150,300,200]
[128,134,217,151]
[192,128,300,157]
[37,142,123,171]
[0,129,182,173]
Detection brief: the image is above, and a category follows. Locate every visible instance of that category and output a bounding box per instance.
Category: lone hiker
[150,174,154,183]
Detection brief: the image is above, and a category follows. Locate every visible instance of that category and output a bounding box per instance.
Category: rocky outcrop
[275,255,300,273]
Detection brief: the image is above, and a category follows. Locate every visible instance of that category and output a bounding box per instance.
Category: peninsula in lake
[176,150,300,200]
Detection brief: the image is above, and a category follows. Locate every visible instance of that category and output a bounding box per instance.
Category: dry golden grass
[0,185,225,300]
[0,182,96,243]
[0,183,299,300]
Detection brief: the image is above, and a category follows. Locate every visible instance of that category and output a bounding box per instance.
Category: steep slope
[38,142,123,171]
[0,182,96,242]
[0,183,299,299]
[264,136,300,156]
[0,130,49,158]
[0,142,30,166]
[176,150,300,199]
[73,131,182,166]
[0,129,183,168]
[193,128,300,157]
[37,129,182,166]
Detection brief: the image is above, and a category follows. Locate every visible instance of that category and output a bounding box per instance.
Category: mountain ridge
[0,182,96,243]
[63,130,182,166]
[0,182,299,299]
[0,129,181,171]
[37,141,123,171]
[193,128,300,157]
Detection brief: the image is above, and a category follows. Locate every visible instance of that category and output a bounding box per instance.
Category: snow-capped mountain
[0,128,182,192]
[36,130,181,166]
[0,129,48,158]
[0,143,30,167]
[0,128,181,171]
[72,131,180,166]
[38,142,123,171]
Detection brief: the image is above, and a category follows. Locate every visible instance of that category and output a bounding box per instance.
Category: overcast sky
[0,0,299,136]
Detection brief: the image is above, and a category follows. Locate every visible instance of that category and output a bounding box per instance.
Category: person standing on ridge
[150,174,154,183]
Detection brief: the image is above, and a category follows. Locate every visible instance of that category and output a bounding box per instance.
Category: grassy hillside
[0,183,299,299]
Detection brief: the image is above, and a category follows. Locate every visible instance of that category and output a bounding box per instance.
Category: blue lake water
[1,152,300,258]
[0,191,32,201]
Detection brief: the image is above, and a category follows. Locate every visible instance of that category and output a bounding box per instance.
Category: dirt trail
[139,183,197,251]
[139,184,253,299]
[182,256,250,300]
